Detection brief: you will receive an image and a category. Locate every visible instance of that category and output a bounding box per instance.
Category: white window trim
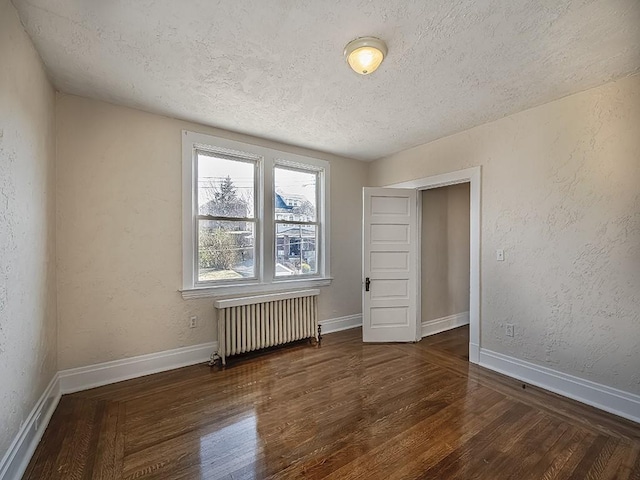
[180,130,331,299]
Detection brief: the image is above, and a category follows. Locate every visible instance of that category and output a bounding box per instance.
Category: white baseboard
[0,374,61,480]
[421,311,469,337]
[479,348,640,424]
[58,341,218,394]
[57,313,365,396]
[320,314,362,334]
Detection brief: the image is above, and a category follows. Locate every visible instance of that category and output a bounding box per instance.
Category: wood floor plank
[21,395,76,480]
[536,429,595,479]
[449,410,546,479]
[23,326,640,479]
[598,441,636,480]
[322,395,514,480]
[53,399,91,479]
[420,402,536,479]
[90,400,125,480]
[567,435,618,480]
[267,378,482,479]
[628,444,640,480]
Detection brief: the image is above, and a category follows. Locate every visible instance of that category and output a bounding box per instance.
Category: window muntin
[274,166,319,277]
[196,150,257,284]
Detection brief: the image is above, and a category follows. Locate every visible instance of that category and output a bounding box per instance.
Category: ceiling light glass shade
[344,37,387,75]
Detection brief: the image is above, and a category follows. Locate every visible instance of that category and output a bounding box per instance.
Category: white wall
[370,75,640,395]
[0,0,57,459]
[421,183,470,322]
[55,94,367,370]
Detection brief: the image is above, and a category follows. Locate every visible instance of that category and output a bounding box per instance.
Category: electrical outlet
[189,316,197,328]
[496,249,505,261]
[505,323,514,337]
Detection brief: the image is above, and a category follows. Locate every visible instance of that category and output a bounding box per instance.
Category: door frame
[386,166,481,364]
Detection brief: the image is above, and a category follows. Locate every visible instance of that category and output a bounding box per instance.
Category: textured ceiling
[11,0,640,161]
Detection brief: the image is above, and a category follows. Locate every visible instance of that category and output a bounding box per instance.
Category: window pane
[198,220,255,281]
[198,151,254,218]
[274,167,316,222]
[275,223,317,276]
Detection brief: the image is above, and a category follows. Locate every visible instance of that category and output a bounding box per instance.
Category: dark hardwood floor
[23,326,640,479]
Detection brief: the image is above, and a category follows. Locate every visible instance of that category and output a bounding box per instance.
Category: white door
[363,187,419,342]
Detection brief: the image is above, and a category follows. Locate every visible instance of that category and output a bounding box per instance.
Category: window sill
[180,277,333,299]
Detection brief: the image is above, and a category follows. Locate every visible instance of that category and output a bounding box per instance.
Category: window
[196,151,257,283]
[274,167,318,277]
[182,131,330,297]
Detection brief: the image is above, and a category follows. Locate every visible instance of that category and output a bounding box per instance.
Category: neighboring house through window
[181,131,331,297]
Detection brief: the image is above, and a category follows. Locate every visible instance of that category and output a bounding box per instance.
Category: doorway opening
[419,183,470,360]
[387,166,481,363]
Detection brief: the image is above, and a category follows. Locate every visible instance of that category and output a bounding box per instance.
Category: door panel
[370,195,410,216]
[370,251,410,272]
[369,279,409,299]
[370,224,410,244]
[370,306,410,327]
[363,187,418,342]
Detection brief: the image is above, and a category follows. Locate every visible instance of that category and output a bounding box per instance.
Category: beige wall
[0,0,57,458]
[370,75,640,395]
[55,94,367,370]
[421,184,470,322]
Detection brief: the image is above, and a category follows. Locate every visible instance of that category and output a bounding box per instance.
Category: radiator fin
[215,293,319,366]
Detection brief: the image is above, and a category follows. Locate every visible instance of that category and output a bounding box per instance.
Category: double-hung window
[181,131,331,297]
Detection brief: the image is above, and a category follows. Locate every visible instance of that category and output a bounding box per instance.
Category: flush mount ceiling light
[344,37,387,75]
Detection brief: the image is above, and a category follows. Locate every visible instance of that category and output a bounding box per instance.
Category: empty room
[1,1,639,479]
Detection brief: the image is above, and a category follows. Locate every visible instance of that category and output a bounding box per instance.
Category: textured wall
[421,184,470,322]
[0,0,57,459]
[370,76,640,395]
[56,94,367,370]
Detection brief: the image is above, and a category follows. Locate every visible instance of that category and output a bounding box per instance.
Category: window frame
[181,130,331,298]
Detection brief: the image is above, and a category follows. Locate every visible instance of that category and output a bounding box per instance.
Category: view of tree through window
[197,152,256,282]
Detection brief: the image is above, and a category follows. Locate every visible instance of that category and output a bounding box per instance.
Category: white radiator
[213,289,321,366]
